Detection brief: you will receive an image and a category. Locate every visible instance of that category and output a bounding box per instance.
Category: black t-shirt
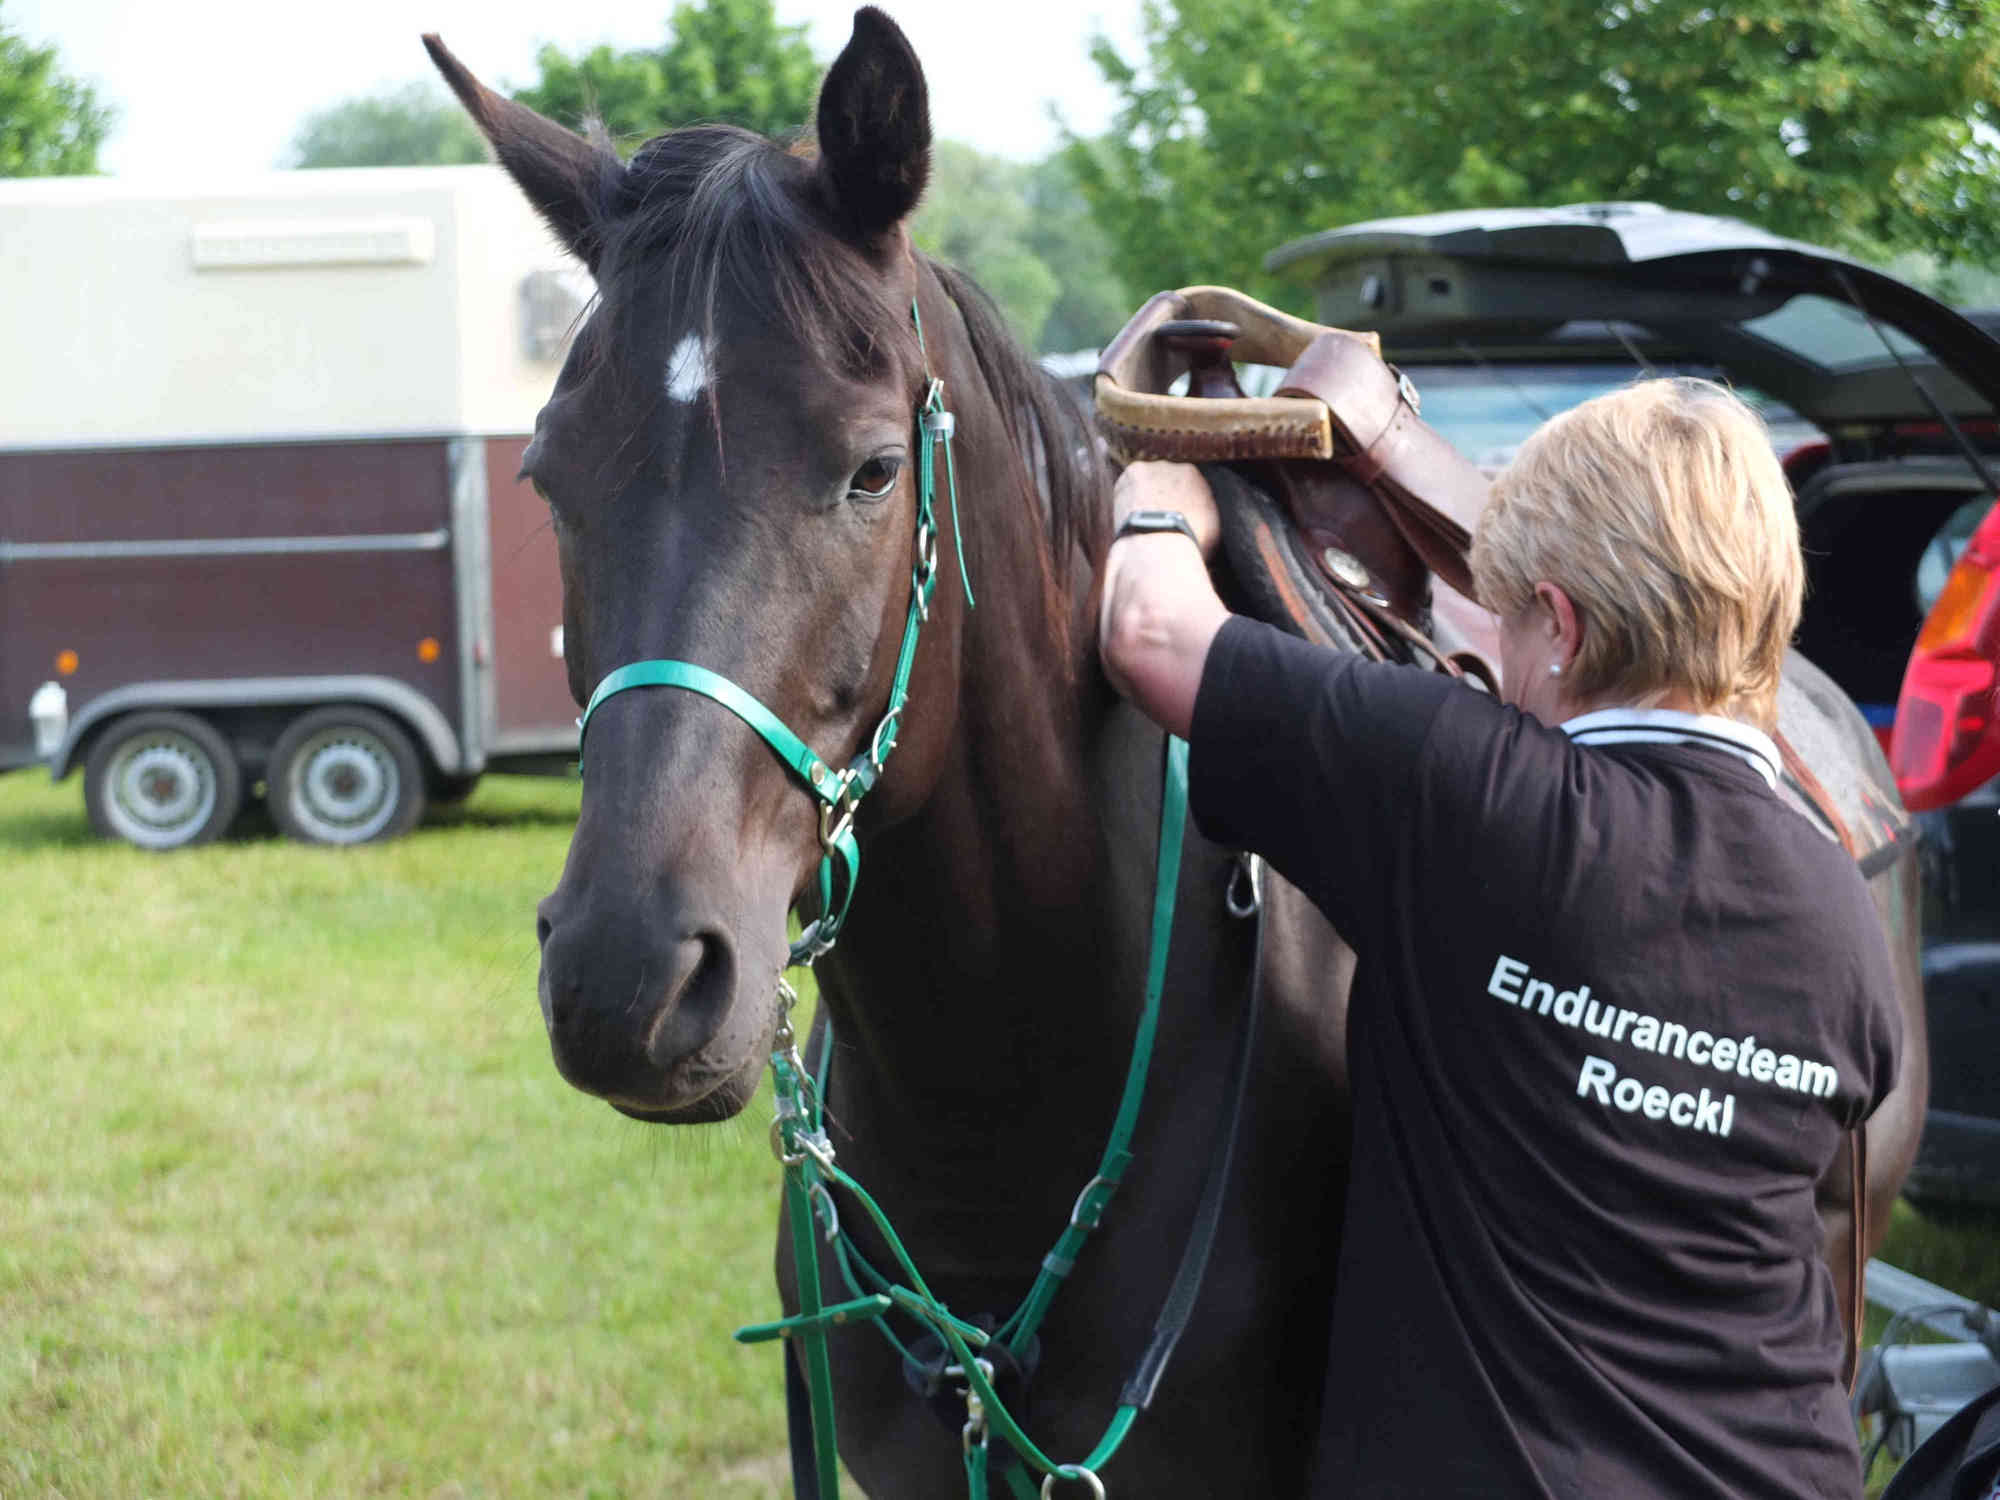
[1189,618,1902,1500]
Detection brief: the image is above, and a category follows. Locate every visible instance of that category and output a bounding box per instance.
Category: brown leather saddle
[1095,284,1500,679]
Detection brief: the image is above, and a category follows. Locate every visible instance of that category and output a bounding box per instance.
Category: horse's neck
[813,324,1144,1201]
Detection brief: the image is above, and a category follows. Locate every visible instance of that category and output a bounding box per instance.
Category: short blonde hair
[1471,377,1803,729]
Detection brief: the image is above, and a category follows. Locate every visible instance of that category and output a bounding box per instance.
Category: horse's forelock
[592,126,913,388]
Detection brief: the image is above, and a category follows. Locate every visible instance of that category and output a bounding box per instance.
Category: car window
[1739,293,1929,371]
[1915,495,1994,614]
[1396,362,1822,469]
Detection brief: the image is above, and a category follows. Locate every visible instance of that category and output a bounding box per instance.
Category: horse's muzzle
[534,895,759,1116]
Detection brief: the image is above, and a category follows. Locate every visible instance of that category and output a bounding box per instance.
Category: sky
[11,0,1150,179]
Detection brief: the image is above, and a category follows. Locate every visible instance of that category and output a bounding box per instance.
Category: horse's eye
[847,456,902,501]
[529,476,566,528]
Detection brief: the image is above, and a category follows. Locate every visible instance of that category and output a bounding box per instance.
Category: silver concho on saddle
[1095,285,1500,683]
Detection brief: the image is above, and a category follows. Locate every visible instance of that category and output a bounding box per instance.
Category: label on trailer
[190,217,437,270]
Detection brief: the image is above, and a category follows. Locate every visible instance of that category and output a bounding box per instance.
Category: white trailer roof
[0,165,587,449]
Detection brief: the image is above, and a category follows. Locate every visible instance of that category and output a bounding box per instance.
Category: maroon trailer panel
[0,439,453,543]
[483,436,576,747]
[4,549,459,725]
[0,437,463,773]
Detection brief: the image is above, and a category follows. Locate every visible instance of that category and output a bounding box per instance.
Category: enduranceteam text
[1486,954,1841,1141]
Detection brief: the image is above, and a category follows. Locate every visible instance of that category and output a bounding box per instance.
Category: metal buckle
[818,772,858,853]
[809,1180,842,1243]
[948,1357,995,1452]
[1225,852,1265,919]
[1395,366,1422,415]
[769,1116,809,1167]
[869,703,905,772]
[1069,1174,1116,1230]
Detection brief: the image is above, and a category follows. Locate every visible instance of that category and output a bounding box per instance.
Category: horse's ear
[423,33,610,271]
[814,8,931,241]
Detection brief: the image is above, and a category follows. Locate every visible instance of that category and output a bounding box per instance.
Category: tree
[911,143,1133,355]
[0,10,113,176]
[287,83,486,169]
[513,0,820,144]
[1022,153,1135,353]
[1071,0,2000,304]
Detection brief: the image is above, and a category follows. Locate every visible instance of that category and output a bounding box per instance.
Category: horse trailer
[0,165,585,847]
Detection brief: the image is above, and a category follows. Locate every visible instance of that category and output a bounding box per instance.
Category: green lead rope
[742,737,1190,1497]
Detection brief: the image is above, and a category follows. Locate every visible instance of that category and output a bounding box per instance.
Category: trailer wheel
[427,772,481,806]
[84,710,245,850]
[268,707,426,846]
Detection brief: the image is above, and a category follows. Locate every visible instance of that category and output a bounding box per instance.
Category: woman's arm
[1098,462,1233,737]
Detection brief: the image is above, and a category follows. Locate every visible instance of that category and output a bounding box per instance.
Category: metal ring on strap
[1041,1466,1106,1499]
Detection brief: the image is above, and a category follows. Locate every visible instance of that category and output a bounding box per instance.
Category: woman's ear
[1534,582,1586,671]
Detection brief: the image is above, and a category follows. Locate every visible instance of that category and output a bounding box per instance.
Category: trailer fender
[52,677,465,781]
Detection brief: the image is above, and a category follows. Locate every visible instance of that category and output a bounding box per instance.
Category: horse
[425,10,1926,1495]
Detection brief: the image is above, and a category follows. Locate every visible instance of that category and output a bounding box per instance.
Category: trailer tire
[268,707,426,846]
[83,710,245,850]
[427,772,480,806]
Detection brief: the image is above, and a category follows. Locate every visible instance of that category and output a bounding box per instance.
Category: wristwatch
[1114,509,1201,548]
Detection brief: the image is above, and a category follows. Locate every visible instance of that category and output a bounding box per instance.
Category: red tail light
[1892,498,2000,810]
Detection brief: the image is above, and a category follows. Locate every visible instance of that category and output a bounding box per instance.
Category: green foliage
[0,9,112,177]
[287,82,486,169]
[1023,154,1137,353]
[513,0,821,144]
[913,143,1132,355]
[508,1,1132,353]
[1074,0,2000,303]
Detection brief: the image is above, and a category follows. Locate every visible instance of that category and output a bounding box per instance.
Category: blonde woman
[1100,378,1901,1499]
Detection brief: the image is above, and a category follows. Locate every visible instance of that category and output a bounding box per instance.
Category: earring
[1548,662,1564,678]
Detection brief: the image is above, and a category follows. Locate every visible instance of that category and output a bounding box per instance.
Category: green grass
[4,769,1997,1498]
[0,772,799,1499]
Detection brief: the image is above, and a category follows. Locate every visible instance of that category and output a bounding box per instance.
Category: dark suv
[1265,203,2000,1212]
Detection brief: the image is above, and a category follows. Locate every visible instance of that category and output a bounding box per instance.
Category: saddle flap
[1273,330,1489,603]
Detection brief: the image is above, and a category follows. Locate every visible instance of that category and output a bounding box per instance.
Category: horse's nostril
[646,934,737,1066]
[536,913,553,948]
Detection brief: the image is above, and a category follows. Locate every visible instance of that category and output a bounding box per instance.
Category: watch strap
[1114,509,1201,547]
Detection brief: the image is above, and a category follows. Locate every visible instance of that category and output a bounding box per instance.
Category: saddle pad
[1774,669,1917,878]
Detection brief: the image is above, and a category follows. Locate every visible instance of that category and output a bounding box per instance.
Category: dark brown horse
[427,11,1925,1495]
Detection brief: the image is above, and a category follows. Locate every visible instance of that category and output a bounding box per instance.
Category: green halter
[576,301,967,967]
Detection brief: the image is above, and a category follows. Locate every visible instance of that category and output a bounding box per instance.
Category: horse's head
[428,9,964,1122]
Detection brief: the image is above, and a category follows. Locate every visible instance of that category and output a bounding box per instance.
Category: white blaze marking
[664,333,710,404]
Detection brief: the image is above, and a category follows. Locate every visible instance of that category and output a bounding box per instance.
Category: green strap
[747,734,1190,1494]
[773,1050,843,1500]
[1002,735,1187,1351]
[581,660,846,805]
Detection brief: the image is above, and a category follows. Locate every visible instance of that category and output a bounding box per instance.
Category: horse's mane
[925,258,1111,601]
[568,122,1111,625]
